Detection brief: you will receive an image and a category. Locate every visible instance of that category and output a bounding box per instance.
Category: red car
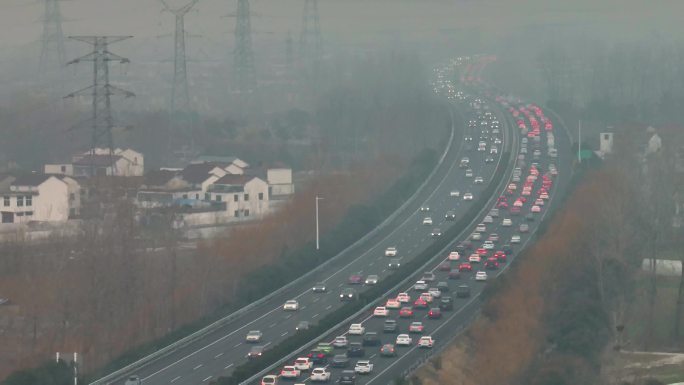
[510,207,521,215]
[493,251,507,262]
[476,248,488,256]
[348,274,363,284]
[428,308,442,319]
[458,262,473,272]
[497,201,509,209]
[399,307,414,318]
[413,298,428,309]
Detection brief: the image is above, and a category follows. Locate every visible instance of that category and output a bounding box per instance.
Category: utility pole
[315,195,323,250]
[160,0,199,114]
[65,36,134,178]
[299,0,322,74]
[285,30,294,70]
[578,119,582,163]
[233,0,256,96]
[39,0,67,91]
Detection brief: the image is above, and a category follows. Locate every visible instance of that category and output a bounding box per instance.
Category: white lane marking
[171,376,181,383]
[370,353,377,359]
[214,352,224,358]
[224,363,234,370]
[203,376,212,382]
[269,323,277,328]
[313,313,319,318]
[325,305,332,310]
[313,297,320,303]
[193,364,203,371]
[285,314,292,319]
[234,342,242,347]
[281,331,289,336]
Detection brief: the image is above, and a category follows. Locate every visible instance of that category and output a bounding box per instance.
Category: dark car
[330,354,350,368]
[445,210,456,220]
[380,343,397,357]
[340,288,357,301]
[388,258,402,269]
[484,257,499,270]
[428,308,442,319]
[455,244,466,254]
[437,281,449,292]
[348,274,363,285]
[312,282,327,293]
[307,350,328,365]
[456,285,471,298]
[525,213,535,222]
[383,319,398,333]
[362,332,381,346]
[296,321,310,331]
[502,244,513,254]
[448,269,461,280]
[461,240,473,250]
[439,296,454,311]
[347,342,365,357]
[339,370,356,385]
[247,345,265,359]
[438,262,451,271]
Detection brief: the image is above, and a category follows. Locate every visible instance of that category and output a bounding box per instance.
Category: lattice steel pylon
[299,0,322,72]
[65,36,135,177]
[39,0,67,90]
[161,0,199,114]
[233,0,256,95]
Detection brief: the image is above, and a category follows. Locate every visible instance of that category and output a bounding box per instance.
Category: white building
[45,148,144,178]
[0,174,78,224]
[207,175,270,219]
[267,167,295,197]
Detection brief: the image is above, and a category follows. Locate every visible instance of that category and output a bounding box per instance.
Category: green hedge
[215,151,512,384]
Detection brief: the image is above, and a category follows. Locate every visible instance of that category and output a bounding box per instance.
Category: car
[307,350,328,365]
[431,228,442,237]
[465,168,474,177]
[348,274,364,285]
[502,218,512,226]
[485,156,495,163]
[485,257,499,270]
[483,215,493,224]
[311,281,327,293]
[493,250,507,262]
[450,190,460,197]
[437,281,449,292]
[373,306,389,317]
[330,354,350,368]
[468,254,482,263]
[475,271,488,281]
[422,217,433,225]
[460,157,470,167]
[354,360,374,374]
[489,208,500,218]
[540,192,550,200]
[463,193,474,200]
[383,319,398,333]
[428,308,442,319]
[365,275,379,285]
[448,268,461,279]
[422,272,436,282]
[296,321,310,331]
[418,336,435,348]
[490,146,498,154]
[414,280,428,291]
[388,258,401,269]
[488,233,499,242]
[294,357,313,371]
[409,321,424,333]
[261,375,278,385]
[413,297,429,308]
[474,176,484,184]
[397,292,411,303]
[534,198,544,206]
[519,223,529,233]
[511,235,521,244]
[531,205,542,213]
[386,298,401,309]
[347,342,365,357]
[460,240,473,250]
[283,300,299,311]
[459,262,473,272]
[438,261,451,271]
[510,206,521,215]
[248,345,266,359]
[525,213,535,221]
[420,291,434,302]
[385,247,397,257]
[444,210,457,220]
[246,330,263,342]
[340,288,357,301]
[311,367,332,382]
[380,344,397,357]
[396,334,412,346]
[448,251,460,261]
[333,336,349,348]
[471,232,482,241]
[125,376,141,385]
[420,206,430,212]
[483,240,495,249]
[349,324,365,335]
[456,284,471,298]
[280,366,300,379]
[399,307,414,318]
[439,296,454,310]
[476,223,486,232]
[428,288,441,298]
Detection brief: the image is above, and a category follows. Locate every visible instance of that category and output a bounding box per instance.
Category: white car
[333,336,348,348]
[511,235,521,244]
[365,275,379,285]
[420,206,430,212]
[245,330,263,342]
[448,251,460,261]
[354,360,374,374]
[474,176,484,184]
[463,193,474,200]
[483,215,493,223]
[471,232,482,241]
[419,292,433,303]
[349,323,365,335]
[465,169,474,177]
[502,218,512,226]
[469,254,482,263]
[535,198,544,206]
[490,146,498,154]
[261,375,278,385]
[294,357,313,371]
[414,280,428,291]
[396,334,412,346]
[540,192,550,200]
[428,288,441,298]
[476,223,486,232]
[531,205,541,213]
[450,190,460,197]
[475,271,488,281]
[385,247,397,257]
[374,306,389,317]
[280,366,301,379]
[418,336,435,348]
[482,240,495,249]
[310,368,332,382]
[283,300,299,311]
[422,217,433,225]
[397,292,411,303]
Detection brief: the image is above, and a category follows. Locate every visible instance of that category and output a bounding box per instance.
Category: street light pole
[315,195,323,250]
[578,119,582,163]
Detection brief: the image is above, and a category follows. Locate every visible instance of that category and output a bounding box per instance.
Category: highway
[242,61,573,385]
[98,63,509,385]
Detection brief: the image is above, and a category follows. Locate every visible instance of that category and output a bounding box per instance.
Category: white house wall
[35,177,70,221]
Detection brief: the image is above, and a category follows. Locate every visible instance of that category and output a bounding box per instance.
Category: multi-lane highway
[97,63,511,385]
[243,61,573,385]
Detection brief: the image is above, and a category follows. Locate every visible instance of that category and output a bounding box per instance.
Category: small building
[208,174,269,219]
[0,174,78,224]
[45,148,144,178]
[267,167,295,197]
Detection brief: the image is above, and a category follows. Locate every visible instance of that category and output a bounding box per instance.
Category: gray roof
[11,174,52,187]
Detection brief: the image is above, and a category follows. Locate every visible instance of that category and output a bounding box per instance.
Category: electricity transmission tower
[285,30,294,70]
[39,0,67,90]
[233,0,256,95]
[299,0,322,71]
[65,36,135,177]
[160,0,199,114]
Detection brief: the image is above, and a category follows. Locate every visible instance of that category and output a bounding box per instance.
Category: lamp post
[315,195,323,250]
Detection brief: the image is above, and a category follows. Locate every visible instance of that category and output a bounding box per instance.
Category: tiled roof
[73,154,123,167]
[11,174,52,187]
[213,174,254,185]
[145,169,179,186]
[180,163,220,184]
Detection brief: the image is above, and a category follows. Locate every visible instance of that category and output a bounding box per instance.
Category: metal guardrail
[240,97,518,385]
[90,103,458,385]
